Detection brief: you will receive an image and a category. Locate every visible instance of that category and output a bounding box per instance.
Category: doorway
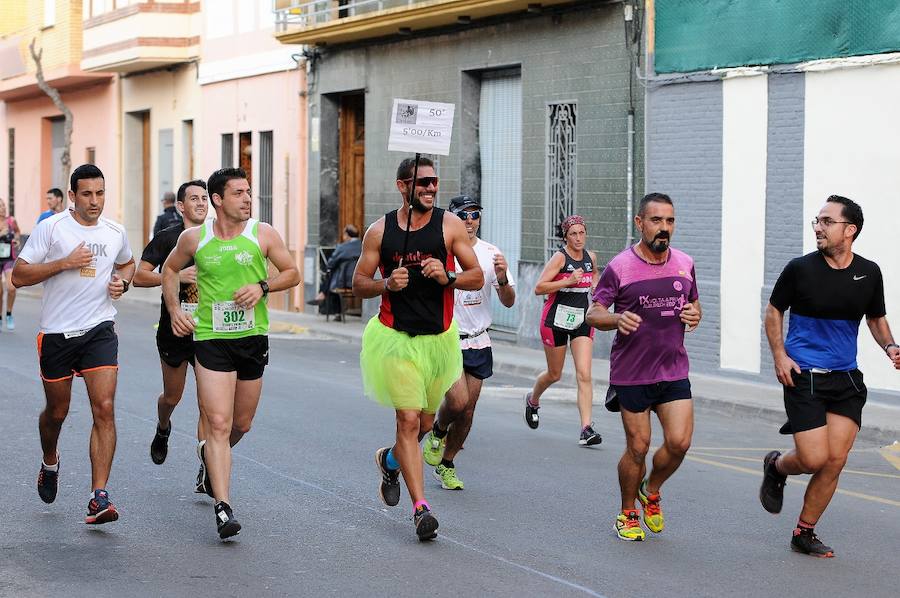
[338,93,364,238]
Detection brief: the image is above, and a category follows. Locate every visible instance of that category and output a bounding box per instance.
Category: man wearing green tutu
[353,157,483,541]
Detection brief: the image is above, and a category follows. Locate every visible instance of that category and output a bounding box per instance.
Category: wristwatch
[498,277,509,287]
[258,280,270,296]
[443,270,457,287]
[121,279,130,293]
[884,342,899,353]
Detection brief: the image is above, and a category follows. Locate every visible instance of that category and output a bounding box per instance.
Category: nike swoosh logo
[853,275,867,281]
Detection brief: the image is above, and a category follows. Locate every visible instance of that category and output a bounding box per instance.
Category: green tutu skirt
[360,317,462,413]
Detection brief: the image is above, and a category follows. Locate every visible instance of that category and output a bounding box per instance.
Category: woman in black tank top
[524,215,602,446]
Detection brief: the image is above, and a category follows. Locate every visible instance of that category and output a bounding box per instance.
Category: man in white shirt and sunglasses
[422,195,516,489]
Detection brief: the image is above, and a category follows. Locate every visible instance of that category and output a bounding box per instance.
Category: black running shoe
[375,447,401,507]
[414,505,439,541]
[215,501,241,539]
[760,450,787,514]
[150,423,171,465]
[579,424,602,446]
[37,458,59,504]
[524,392,539,430]
[85,489,119,525]
[791,528,834,558]
[194,440,213,497]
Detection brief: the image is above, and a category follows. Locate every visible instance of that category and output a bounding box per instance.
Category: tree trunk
[29,38,73,190]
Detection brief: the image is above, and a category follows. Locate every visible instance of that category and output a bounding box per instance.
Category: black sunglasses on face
[457,210,481,221]
[401,176,439,188]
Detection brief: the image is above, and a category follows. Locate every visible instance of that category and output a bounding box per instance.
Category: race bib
[212,301,254,332]
[80,256,98,278]
[0,242,10,259]
[180,302,198,315]
[461,291,482,307]
[553,304,584,330]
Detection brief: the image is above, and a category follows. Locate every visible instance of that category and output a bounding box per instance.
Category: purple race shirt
[592,246,699,385]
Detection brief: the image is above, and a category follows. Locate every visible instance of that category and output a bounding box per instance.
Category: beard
[410,192,431,213]
[644,233,669,253]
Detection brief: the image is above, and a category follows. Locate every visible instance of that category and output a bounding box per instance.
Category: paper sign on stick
[388,99,455,156]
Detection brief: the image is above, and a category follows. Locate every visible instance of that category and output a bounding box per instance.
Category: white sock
[42,459,59,472]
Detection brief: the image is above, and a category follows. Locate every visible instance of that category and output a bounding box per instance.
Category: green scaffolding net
[655,0,900,73]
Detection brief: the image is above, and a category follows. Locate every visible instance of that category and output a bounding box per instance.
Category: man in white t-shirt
[12,164,134,526]
[422,195,516,489]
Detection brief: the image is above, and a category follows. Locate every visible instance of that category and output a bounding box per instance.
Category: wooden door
[338,93,365,239]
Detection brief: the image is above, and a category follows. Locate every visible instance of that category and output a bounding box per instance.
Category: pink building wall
[3,80,119,233]
[199,69,307,256]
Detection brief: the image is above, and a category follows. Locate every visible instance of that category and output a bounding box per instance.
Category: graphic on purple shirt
[592,246,699,385]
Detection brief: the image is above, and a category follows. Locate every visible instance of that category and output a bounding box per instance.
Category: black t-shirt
[140,223,196,335]
[378,208,453,335]
[770,251,886,370]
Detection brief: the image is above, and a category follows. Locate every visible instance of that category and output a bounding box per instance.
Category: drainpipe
[626,108,634,248]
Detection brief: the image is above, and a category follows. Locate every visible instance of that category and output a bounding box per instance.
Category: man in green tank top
[161,167,300,540]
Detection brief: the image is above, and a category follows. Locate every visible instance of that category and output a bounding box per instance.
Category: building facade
[648,0,900,396]
[275,0,645,343]
[81,0,203,253]
[0,0,118,229]
[200,0,308,310]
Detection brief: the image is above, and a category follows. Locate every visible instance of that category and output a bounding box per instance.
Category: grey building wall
[305,2,644,341]
[646,81,723,373]
[760,73,806,378]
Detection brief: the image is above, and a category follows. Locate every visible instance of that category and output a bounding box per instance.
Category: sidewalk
[113,287,897,443]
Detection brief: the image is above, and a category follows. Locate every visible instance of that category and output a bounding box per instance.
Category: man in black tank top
[353,156,483,541]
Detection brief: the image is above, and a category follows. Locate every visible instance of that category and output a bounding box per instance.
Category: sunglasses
[401,176,439,188]
[456,210,481,221]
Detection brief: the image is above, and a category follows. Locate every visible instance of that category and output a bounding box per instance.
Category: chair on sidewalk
[324,260,361,323]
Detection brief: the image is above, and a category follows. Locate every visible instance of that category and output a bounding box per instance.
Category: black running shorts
[780,369,866,434]
[156,325,195,368]
[37,321,118,382]
[605,378,692,413]
[462,347,493,380]
[194,335,269,381]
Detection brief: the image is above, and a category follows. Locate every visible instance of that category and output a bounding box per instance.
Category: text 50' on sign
[388,99,455,156]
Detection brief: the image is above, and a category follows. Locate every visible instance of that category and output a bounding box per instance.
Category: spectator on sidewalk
[153,191,181,237]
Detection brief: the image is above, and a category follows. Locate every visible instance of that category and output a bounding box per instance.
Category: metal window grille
[221,133,234,168]
[259,131,274,224]
[545,103,577,259]
[7,128,14,216]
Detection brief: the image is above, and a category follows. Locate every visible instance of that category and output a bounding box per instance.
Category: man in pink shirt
[586,192,702,541]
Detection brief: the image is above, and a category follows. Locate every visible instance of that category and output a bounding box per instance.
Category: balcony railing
[273,0,578,46]
[274,0,417,32]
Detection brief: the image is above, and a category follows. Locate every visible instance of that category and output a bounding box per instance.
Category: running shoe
[215,501,241,539]
[150,423,170,465]
[638,479,664,533]
[433,464,464,490]
[524,392,539,429]
[414,504,439,541]
[791,528,834,558]
[85,489,119,524]
[375,447,401,507]
[614,510,645,541]
[578,424,602,446]
[194,440,213,497]
[5,315,14,330]
[422,430,445,467]
[760,450,786,514]
[37,456,59,504]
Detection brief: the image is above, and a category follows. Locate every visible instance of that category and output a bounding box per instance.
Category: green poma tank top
[193,219,269,340]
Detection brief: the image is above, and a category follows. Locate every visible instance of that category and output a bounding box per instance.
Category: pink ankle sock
[414,499,430,511]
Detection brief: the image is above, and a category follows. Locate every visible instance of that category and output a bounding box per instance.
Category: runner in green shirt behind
[162,167,300,540]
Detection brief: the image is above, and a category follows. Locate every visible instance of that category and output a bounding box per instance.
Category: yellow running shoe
[638,479,664,533]
[615,510,645,541]
[422,430,445,467]
[433,464,464,490]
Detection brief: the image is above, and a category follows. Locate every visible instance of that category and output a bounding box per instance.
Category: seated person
[309,224,361,315]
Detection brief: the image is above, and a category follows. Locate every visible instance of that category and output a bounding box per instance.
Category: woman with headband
[524,215,601,446]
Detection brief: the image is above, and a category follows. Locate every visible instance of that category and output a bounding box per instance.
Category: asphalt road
[1,296,897,597]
